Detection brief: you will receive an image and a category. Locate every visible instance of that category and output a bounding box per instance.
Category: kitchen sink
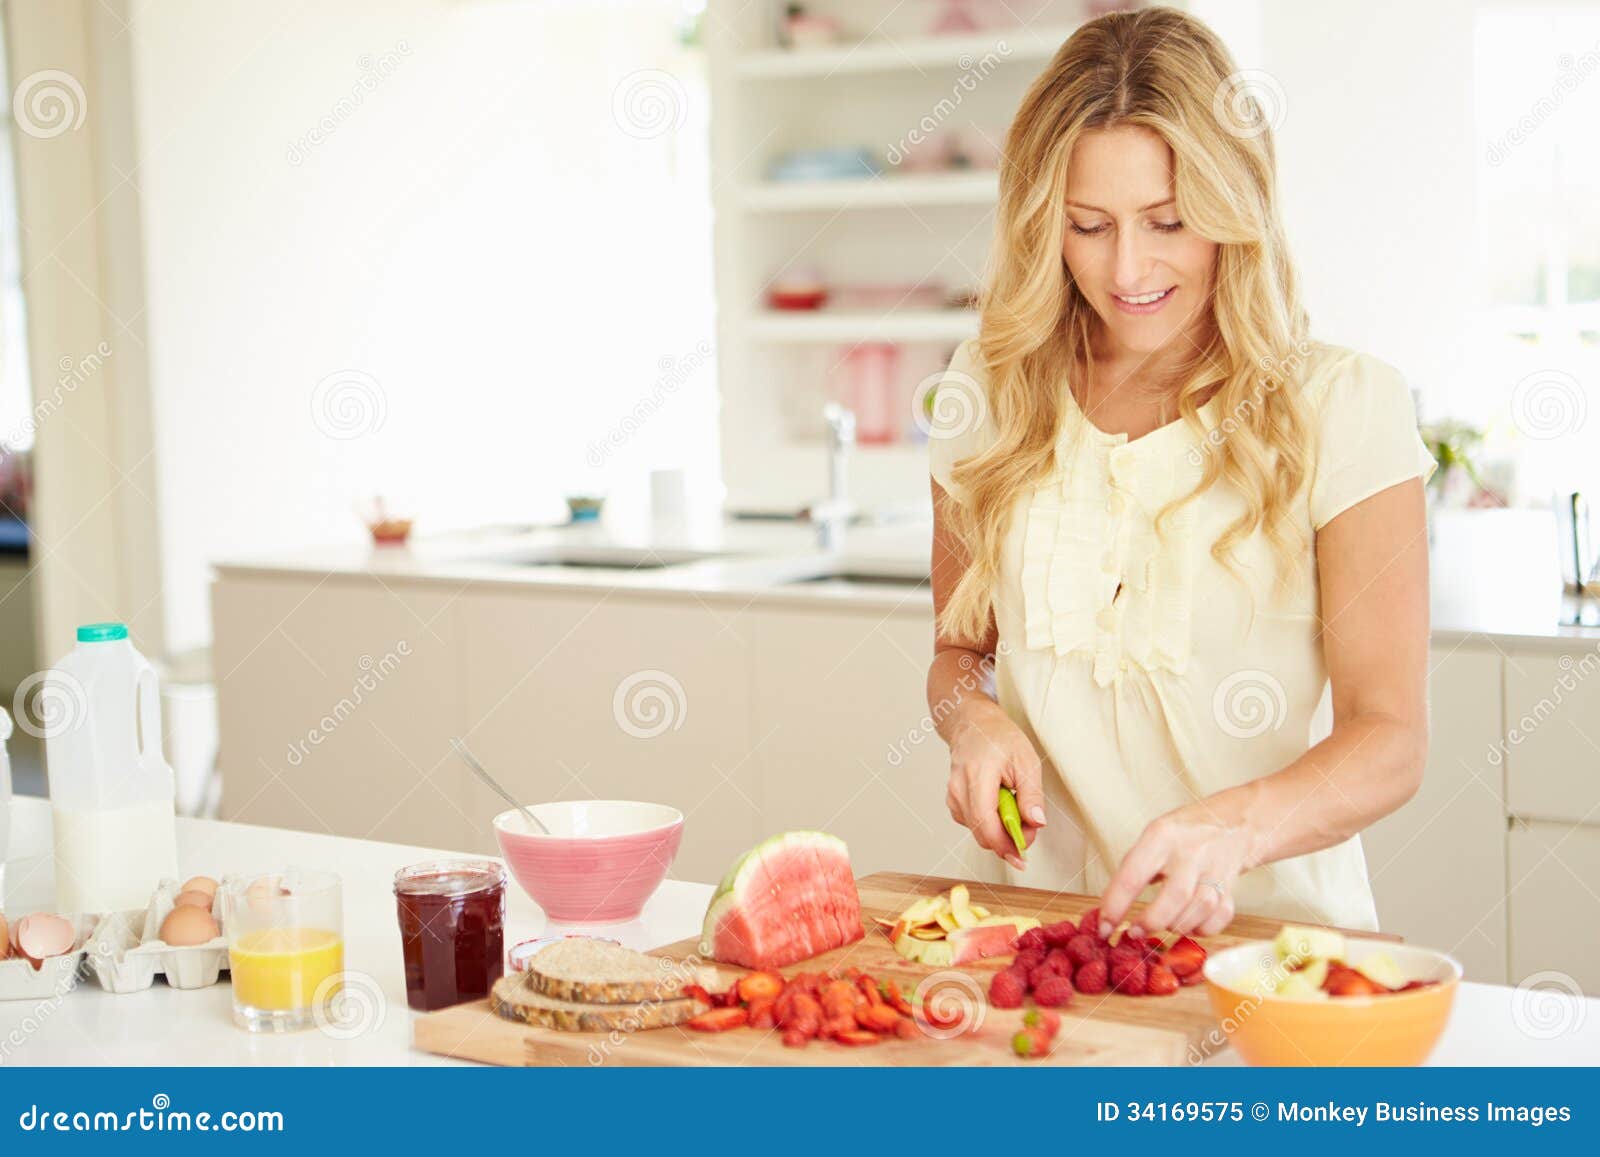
[785,564,930,590]
[479,546,728,571]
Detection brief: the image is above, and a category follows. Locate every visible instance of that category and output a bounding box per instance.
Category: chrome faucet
[814,403,856,550]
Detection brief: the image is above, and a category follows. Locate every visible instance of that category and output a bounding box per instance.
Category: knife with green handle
[997,786,1027,856]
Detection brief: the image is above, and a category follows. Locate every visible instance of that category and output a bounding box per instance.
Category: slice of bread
[489,973,699,1033]
[525,938,712,1005]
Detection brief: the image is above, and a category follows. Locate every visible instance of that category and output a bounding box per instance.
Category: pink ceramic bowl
[492,801,684,923]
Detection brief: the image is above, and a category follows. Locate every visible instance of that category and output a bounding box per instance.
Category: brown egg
[0,913,9,961]
[159,905,220,946]
[173,890,214,910]
[16,913,77,960]
[180,876,219,898]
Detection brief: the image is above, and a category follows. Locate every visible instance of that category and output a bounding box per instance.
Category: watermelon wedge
[698,831,865,969]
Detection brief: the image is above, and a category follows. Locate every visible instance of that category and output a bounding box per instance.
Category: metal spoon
[449,737,551,835]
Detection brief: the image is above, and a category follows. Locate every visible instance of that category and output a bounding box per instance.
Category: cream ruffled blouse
[929,340,1436,930]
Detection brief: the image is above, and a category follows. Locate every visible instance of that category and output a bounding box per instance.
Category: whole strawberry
[1074,959,1110,994]
[1065,933,1106,967]
[989,968,1027,1009]
[1042,920,1078,947]
[1023,1008,1062,1038]
[1033,975,1075,1008]
[1012,1026,1053,1058]
[1014,927,1049,953]
[1012,948,1047,972]
[1111,958,1148,995]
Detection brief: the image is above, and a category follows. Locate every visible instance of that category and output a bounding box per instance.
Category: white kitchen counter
[211,508,1600,646]
[3,798,1596,1066]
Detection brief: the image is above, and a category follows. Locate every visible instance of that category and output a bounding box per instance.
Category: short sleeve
[927,339,1000,506]
[1307,351,1437,530]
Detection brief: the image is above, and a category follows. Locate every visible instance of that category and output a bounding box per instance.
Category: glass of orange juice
[222,869,344,1033]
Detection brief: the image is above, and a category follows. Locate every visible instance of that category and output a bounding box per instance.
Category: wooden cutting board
[412,870,1395,1067]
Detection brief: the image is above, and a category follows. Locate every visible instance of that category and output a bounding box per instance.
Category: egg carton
[0,914,98,1001]
[87,879,229,993]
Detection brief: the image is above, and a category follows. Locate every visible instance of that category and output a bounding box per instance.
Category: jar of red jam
[394,859,506,1012]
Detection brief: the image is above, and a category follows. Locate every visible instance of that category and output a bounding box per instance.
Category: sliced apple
[1274,971,1330,1001]
[1354,951,1405,990]
[900,896,945,925]
[1273,924,1345,965]
[949,884,977,929]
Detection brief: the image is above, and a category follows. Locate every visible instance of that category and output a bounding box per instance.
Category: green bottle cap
[77,622,129,642]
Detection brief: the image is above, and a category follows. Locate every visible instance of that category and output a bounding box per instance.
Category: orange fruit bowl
[1203,939,1461,1066]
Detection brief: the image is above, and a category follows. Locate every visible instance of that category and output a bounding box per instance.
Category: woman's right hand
[945,699,1048,871]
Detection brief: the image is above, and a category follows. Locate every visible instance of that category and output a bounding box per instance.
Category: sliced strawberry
[855,1003,902,1033]
[686,1006,749,1032]
[682,984,715,1006]
[882,979,914,1017]
[781,1028,810,1048]
[1162,936,1207,978]
[1324,967,1383,997]
[747,997,777,1029]
[737,971,785,1003]
[833,1029,883,1046]
[1145,964,1180,996]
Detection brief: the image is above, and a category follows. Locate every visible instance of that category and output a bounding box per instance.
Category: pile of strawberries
[684,967,930,1048]
[989,907,1208,1009]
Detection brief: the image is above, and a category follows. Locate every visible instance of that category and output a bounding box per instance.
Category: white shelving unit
[733,24,1080,79]
[705,0,1099,513]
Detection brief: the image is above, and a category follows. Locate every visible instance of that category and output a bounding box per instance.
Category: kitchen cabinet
[1503,651,1600,825]
[1361,646,1507,983]
[210,574,473,850]
[211,565,1600,991]
[744,604,1001,884]
[1509,820,1600,995]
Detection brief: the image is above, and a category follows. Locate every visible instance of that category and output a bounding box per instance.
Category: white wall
[126,0,716,653]
[1257,0,1480,410]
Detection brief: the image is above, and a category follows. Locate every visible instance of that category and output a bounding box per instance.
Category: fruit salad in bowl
[1204,924,1461,1066]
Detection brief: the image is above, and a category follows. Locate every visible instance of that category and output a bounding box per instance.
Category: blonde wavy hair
[938,5,1313,647]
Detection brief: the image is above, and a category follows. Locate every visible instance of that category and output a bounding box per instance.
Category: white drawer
[1508,820,1600,997]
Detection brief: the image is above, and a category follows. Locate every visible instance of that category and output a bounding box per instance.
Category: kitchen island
[2,798,1595,1066]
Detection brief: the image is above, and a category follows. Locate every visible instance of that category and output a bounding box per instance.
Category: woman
[927,6,1434,938]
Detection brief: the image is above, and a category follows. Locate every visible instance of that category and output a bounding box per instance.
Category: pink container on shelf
[492,801,683,924]
[839,343,903,445]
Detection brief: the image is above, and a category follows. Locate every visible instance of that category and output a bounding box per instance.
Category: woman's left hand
[1097,806,1259,937]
